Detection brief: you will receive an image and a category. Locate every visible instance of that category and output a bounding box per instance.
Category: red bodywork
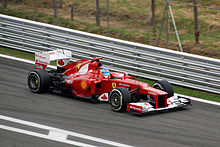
[61,57,168,109]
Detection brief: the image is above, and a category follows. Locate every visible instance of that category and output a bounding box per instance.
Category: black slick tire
[152,80,174,98]
[27,69,50,93]
[109,87,131,112]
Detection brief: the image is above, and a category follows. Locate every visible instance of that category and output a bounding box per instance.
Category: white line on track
[0,115,133,147]
[176,94,220,106]
[0,54,56,69]
[0,124,97,147]
[0,53,219,106]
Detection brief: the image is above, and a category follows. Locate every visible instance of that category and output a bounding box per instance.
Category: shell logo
[35,54,38,57]
[81,81,87,90]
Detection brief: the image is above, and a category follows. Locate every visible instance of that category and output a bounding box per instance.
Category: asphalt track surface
[0,57,220,147]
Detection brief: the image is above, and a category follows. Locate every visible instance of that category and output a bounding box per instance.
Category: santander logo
[101,94,108,100]
[58,60,64,66]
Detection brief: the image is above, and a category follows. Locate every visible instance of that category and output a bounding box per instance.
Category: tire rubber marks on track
[0,115,133,147]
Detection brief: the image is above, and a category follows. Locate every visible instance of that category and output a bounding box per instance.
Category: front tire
[152,80,174,98]
[28,69,50,93]
[109,87,131,112]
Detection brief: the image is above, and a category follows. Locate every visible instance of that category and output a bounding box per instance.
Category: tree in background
[151,0,156,36]
[1,0,7,13]
[16,0,22,3]
[96,0,101,26]
[193,0,200,45]
[59,0,63,9]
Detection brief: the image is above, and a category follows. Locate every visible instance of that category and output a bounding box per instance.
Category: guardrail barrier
[0,14,220,94]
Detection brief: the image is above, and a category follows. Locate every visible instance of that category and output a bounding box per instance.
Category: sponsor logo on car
[119,83,129,87]
[130,106,142,111]
[148,91,157,95]
[145,87,153,90]
[77,63,81,69]
[38,55,46,59]
[144,103,149,106]
[66,80,73,84]
[37,60,49,65]
[98,93,109,101]
[81,81,87,90]
[58,59,64,66]
[143,84,148,88]
[35,64,43,69]
[112,82,116,88]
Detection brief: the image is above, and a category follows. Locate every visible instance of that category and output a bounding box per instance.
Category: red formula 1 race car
[27,49,191,114]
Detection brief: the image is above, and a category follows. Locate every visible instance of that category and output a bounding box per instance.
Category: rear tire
[28,69,50,93]
[109,87,131,112]
[152,80,174,98]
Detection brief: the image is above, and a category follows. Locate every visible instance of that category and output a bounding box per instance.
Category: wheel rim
[153,82,164,90]
[28,74,40,91]
[111,92,121,109]
[154,85,162,90]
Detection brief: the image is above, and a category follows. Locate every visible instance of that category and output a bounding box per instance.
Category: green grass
[0,47,35,60]
[1,47,219,102]
[0,47,57,65]
[3,8,149,43]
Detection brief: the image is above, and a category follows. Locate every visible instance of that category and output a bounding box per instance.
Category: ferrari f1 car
[27,49,191,114]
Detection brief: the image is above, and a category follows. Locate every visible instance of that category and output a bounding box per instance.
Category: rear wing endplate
[35,49,72,69]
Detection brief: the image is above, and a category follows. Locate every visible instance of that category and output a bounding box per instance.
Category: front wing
[127,94,191,114]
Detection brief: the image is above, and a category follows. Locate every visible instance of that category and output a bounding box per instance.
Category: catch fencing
[0,14,220,94]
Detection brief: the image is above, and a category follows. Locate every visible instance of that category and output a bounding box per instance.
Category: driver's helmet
[100,68,110,78]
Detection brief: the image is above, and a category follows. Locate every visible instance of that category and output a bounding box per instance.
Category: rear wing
[35,49,72,69]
